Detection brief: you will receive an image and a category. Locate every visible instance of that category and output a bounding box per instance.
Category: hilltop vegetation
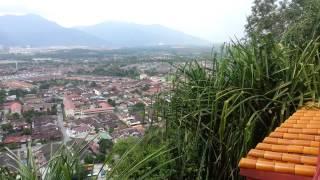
[109,0,320,179]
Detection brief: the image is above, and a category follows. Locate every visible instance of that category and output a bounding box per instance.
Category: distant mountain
[0,14,107,47]
[77,22,209,47]
[0,14,209,47]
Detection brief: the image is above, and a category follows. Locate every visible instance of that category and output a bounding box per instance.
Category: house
[139,74,148,80]
[112,127,144,142]
[22,94,54,113]
[63,95,75,117]
[31,115,62,141]
[12,121,30,131]
[3,135,31,144]
[2,101,22,115]
[238,106,320,179]
[67,123,94,139]
[81,102,114,116]
[122,115,141,126]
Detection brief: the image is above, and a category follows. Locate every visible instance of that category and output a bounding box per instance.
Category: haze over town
[0,0,254,42]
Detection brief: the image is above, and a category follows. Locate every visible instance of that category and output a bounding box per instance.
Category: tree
[107,99,116,107]
[283,0,320,46]
[99,139,113,154]
[84,154,94,164]
[48,104,57,115]
[22,128,32,135]
[141,84,150,91]
[130,102,145,113]
[6,113,21,120]
[39,82,50,89]
[0,90,6,104]
[246,0,280,38]
[90,81,97,87]
[95,154,105,163]
[11,113,20,120]
[246,0,320,46]
[1,123,13,132]
[25,117,32,124]
[8,89,28,98]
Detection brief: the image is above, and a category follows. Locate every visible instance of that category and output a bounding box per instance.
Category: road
[57,104,70,144]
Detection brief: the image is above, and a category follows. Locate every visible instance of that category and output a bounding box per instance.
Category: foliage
[37,79,76,90]
[141,84,150,91]
[95,153,106,163]
[246,0,286,40]
[22,110,46,124]
[2,142,89,180]
[129,102,145,113]
[283,0,320,46]
[39,82,50,89]
[1,123,13,132]
[0,2,319,180]
[0,89,6,104]
[90,81,97,87]
[24,110,46,117]
[84,154,95,164]
[246,0,320,46]
[107,99,116,107]
[47,104,57,115]
[4,144,38,180]
[10,113,20,120]
[89,65,140,78]
[0,131,174,180]
[22,128,32,135]
[106,129,175,179]
[8,89,31,98]
[156,36,320,179]
[145,68,158,76]
[98,139,113,154]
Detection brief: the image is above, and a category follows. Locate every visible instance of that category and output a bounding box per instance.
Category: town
[0,46,210,178]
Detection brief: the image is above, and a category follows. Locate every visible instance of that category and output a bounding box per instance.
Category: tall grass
[157,36,320,179]
[3,141,89,180]
[0,133,173,180]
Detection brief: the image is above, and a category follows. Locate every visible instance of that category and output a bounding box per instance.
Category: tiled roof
[63,95,75,110]
[239,107,320,179]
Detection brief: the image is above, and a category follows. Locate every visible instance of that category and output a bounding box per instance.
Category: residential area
[0,53,174,178]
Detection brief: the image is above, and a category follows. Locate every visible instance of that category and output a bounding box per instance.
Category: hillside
[0,15,208,48]
[0,14,107,47]
[77,22,209,47]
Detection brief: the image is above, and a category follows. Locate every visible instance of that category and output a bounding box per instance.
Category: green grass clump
[157,37,320,179]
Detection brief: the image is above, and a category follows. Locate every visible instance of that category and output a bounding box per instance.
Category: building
[67,123,94,139]
[2,101,22,115]
[3,135,31,145]
[31,115,62,141]
[22,95,54,112]
[81,102,114,116]
[63,95,75,117]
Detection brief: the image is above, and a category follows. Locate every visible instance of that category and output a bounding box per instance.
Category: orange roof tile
[239,107,320,179]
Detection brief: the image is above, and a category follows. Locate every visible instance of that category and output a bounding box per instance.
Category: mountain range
[0,14,208,48]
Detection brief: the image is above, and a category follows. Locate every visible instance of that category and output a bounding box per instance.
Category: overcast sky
[0,0,254,43]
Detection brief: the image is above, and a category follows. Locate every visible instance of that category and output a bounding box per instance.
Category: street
[57,104,69,144]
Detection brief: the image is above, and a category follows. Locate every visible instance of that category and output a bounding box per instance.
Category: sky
[0,0,254,43]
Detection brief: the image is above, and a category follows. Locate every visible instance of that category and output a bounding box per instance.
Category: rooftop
[239,106,320,179]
